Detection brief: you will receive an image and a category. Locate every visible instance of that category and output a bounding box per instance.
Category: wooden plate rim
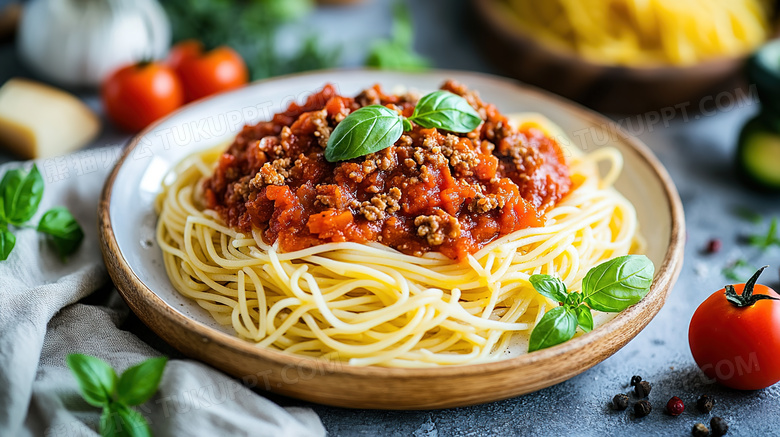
[98,68,685,381]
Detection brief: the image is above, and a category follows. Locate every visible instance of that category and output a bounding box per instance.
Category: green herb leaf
[116,404,152,437]
[748,217,780,250]
[0,169,20,223]
[733,206,763,224]
[408,91,482,133]
[260,0,313,22]
[529,274,567,303]
[575,305,594,333]
[101,403,152,437]
[365,1,429,72]
[117,357,168,406]
[0,164,44,225]
[390,0,413,47]
[528,306,577,352]
[38,207,84,260]
[722,258,756,282]
[100,405,118,437]
[284,36,342,74]
[66,354,118,407]
[365,40,429,72]
[325,105,404,162]
[0,225,15,261]
[582,255,655,312]
[564,292,582,307]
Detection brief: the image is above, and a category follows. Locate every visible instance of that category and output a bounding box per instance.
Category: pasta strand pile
[156,116,642,367]
[500,0,772,66]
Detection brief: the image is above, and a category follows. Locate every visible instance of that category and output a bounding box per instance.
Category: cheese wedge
[0,78,100,159]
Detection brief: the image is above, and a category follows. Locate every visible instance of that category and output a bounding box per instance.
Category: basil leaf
[66,354,118,407]
[366,41,429,71]
[116,404,152,437]
[529,274,567,303]
[325,105,404,162]
[100,405,119,437]
[408,91,482,133]
[575,305,594,333]
[528,306,577,352]
[117,357,168,406]
[582,255,655,313]
[102,403,151,437]
[0,225,15,261]
[364,1,429,72]
[38,207,84,260]
[564,291,582,307]
[0,164,44,224]
[0,169,21,223]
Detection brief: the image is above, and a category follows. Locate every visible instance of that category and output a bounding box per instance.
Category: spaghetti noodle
[156,104,641,367]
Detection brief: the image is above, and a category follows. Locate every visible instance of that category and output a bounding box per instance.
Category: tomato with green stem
[688,266,780,390]
[168,40,248,102]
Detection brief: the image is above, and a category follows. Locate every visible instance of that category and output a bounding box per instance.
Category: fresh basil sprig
[528,255,654,352]
[406,91,482,132]
[0,164,44,224]
[0,164,84,261]
[67,354,168,437]
[324,90,482,162]
[38,207,85,260]
[325,105,405,162]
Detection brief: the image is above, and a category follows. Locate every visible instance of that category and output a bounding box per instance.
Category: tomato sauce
[203,80,571,260]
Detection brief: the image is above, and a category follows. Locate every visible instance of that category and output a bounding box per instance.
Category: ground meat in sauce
[203,80,572,260]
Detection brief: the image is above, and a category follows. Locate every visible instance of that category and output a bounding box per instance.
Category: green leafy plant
[0,164,83,261]
[67,354,168,437]
[748,217,780,250]
[162,0,339,80]
[325,91,481,162]
[527,255,655,352]
[365,0,429,71]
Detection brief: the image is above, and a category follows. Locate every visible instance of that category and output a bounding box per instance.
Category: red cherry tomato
[102,62,184,132]
[688,266,780,390]
[169,40,248,102]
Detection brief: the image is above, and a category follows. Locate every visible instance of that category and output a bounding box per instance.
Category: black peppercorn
[612,393,629,410]
[630,375,642,386]
[692,423,709,437]
[696,394,714,413]
[634,400,652,418]
[634,380,652,398]
[711,416,729,436]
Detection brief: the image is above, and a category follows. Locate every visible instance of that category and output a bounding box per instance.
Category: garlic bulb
[17,0,170,88]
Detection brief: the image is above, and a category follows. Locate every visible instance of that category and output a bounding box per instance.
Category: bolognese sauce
[203,80,572,260]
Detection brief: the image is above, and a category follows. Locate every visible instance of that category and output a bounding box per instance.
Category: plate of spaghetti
[99,70,685,409]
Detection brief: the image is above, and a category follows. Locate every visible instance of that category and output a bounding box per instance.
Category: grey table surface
[2,0,780,435]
